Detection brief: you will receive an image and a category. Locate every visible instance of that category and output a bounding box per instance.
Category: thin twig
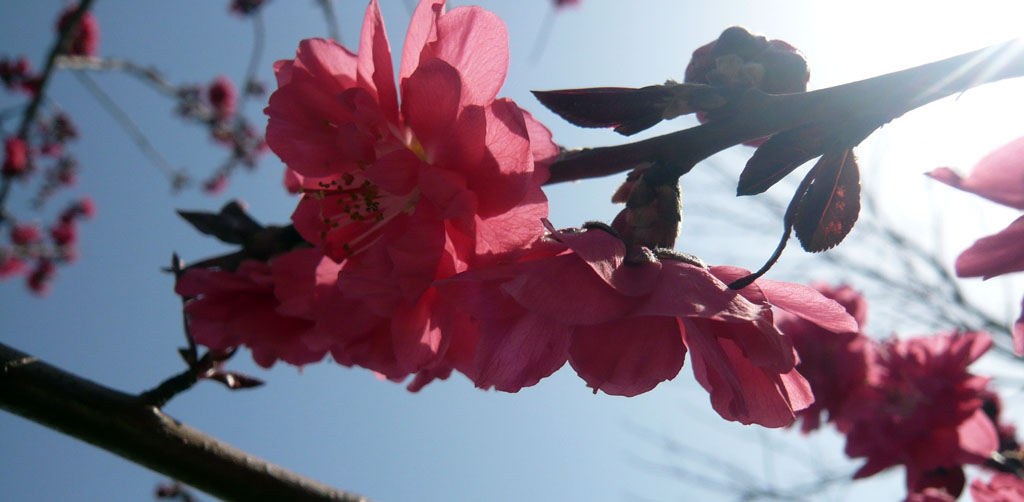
[71,71,182,182]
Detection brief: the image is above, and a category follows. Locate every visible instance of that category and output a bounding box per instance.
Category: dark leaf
[795,148,861,252]
[532,86,675,136]
[737,123,828,196]
[176,200,263,245]
[206,370,264,390]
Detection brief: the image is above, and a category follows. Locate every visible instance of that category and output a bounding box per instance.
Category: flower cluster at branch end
[928,136,1024,355]
[780,286,1007,501]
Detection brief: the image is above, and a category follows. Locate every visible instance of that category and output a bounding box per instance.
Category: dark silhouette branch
[0,342,369,502]
[545,38,1024,185]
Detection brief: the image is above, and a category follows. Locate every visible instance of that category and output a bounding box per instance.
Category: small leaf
[176,200,264,245]
[794,148,861,252]
[737,123,827,196]
[532,86,674,136]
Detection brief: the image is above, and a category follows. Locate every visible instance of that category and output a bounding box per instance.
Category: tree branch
[545,38,1024,184]
[0,342,369,502]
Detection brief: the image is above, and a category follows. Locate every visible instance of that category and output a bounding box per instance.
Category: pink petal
[712,318,795,372]
[293,38,358,91]
[270,248,323,318]
[418,164,476,220]
[929,136,1024,210]
[399,0,445,82]
[552,227,661,297]
[636,261,764,322]
[273,59,294,87]
[365,148,424,196]
[465,185,548,263]
[711,266,859,333]
[356,0,399,124]
[265,81,359,178]
[501,253,640,325]
[290,194,327,247]
[955,408,999,462]
[522,107,559,173]
[955,215,1024,279]
[684,319,806,427]
[401,58,463,160]
[390,287,446,374]
[568,316,685,396]
[424,6,509,106]
[472,308,571,392]
[474,99,533,216]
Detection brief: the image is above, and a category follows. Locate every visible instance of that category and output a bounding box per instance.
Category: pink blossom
[10,223,41,245]
[972,474,1024,502]
[56,5,99,57]
[207,76,237,119]
[777,283,872,433]
[265,0,556,381]
[929,136,1024,354]
[50,221,77,246]
[27,259,55,296]
[175,249,341,368]
[439,226,857,427]
[841,331,998,494]
[0,251,25,279]
[3,137,28,177]
[203,175,228,195]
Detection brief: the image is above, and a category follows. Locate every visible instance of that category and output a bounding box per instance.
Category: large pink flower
[841,331,998,495]
[777,283,872,433]
[929,136,1024,354]
[264,0,555,382]
[439,225,858,427]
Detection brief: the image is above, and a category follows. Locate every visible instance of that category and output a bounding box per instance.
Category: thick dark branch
[0,342,368,502]
[546,38,1024,184]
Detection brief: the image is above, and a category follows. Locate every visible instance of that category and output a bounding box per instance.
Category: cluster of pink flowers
[0,5,98,295]
[172,74,267,194]
[173,0,874,430]
[929,136,1024,355]
[778,284,1024,501]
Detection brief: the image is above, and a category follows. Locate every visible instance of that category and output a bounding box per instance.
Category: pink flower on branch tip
[928,136,1024,354]
[207,76,237,119]
[438,225,857,427]
[841,331,998,496]
[56,4,99,57]
[263,0,556,382]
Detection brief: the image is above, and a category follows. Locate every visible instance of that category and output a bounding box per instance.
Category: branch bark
[0,342,369,502]
[545,38,1024,185]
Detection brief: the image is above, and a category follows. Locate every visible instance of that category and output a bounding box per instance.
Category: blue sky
[2,1,1024,501]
